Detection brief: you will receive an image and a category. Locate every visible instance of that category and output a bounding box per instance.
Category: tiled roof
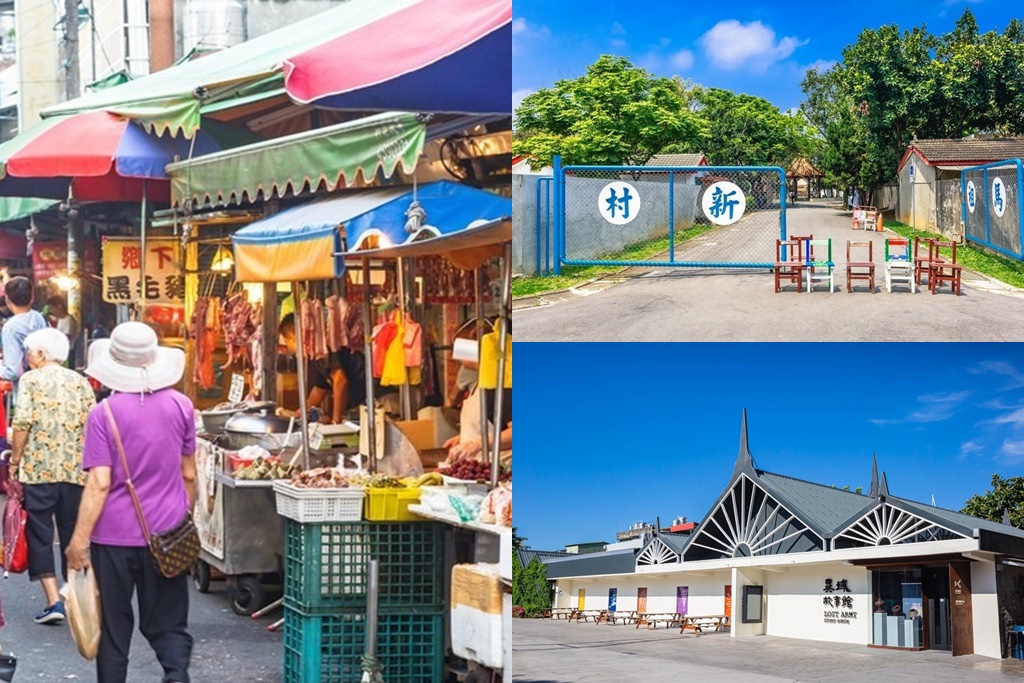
[787,157,824,177]
[912,138,1024,164]
[757,471,873,536]
[645,153,707,167]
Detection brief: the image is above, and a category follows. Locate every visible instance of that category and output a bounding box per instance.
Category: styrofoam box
[451,563,509,671]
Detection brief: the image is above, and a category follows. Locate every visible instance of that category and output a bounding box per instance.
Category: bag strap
[102,400,153,543]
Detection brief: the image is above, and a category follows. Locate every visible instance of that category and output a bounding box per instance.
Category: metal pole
[490,244,512,490]
[361,558,381,683]
[474,267,488,467]
[668,171,675,263]
[361,258,377,472]
[291,282,310,471]
[396,257,412,421]
[139,181,147,319]
[553,154,562,275]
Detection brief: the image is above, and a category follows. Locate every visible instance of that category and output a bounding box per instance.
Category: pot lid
[224,412,295,435]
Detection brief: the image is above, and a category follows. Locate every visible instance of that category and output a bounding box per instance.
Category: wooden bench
[568,609,603,623]
[680,615,730,635]
[635,612,683,630]
[596,609,637,625]
[551,608,575,620]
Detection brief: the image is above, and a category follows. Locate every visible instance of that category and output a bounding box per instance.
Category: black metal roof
[544,549,639,579]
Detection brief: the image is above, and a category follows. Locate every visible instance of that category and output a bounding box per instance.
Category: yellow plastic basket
[364,487,424,522]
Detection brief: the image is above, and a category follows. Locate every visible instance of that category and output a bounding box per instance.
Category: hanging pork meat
[220,293,256,369]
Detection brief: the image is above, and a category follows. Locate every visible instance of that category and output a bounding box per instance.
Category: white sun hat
[86,321,184,393]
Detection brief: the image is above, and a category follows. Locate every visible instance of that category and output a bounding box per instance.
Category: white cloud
[805,59,837,74]
[699,20,808,71]
[1000,439,1024,462]
[512,17,527,35]
[610,38,628,50]
[512,88,535,114]
[871,390,972,426]
[635,51,664,72]
[958,440,984,460]
[660,37,671,47]
[612,21,626,35]
[512,18,550,55]
[969,360,1024,390]
[670,49,694,71]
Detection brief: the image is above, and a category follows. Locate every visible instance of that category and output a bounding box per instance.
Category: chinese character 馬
[605,187,633,219]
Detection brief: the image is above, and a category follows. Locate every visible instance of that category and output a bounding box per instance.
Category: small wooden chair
[775,239,806,293]
[913,236,941,287]
[884,238,914,293]
[929,241,963,295]
[846,240,875,293]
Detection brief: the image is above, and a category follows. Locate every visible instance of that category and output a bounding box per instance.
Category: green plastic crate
[283,605,444,683]
[283,520,444,613]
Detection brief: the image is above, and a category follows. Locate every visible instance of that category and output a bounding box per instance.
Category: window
[742,585,764,623]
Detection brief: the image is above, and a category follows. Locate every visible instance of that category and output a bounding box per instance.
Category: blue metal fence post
[553,155,562,275]
[778,168,788,240]
[960,171,966,240]
[984,168,991,246]
[535,177,542,276]
[1017,159,1024,259]
[543,179,551,275]
[668,171,675,263]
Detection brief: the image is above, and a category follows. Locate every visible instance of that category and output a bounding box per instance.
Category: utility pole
[63,0,80,100]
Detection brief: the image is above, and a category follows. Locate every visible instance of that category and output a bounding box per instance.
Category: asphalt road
[0,536,285,681]
[514,202,1024,341]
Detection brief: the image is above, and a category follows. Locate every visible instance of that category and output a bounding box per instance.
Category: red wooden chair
[846,240,875,293]
[929,241,963,295]
[913,236,941,287]
[775,239,806,293]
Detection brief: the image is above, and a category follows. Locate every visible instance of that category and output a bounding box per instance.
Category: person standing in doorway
[1,277,48,398]
[8,328,96,624]
[46,295,78,364]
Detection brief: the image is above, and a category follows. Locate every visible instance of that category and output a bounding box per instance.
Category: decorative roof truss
[683,474,823,561]
[833,504,965,549]
[637,537,680,566]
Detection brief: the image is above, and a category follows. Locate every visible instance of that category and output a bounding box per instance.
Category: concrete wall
[564,175,699,261]
[972,561,1001,659]
[511,173,549,276]
[763,564,871,646]
[898,152,938,229]
[733,567,766,637]
[554,571,732,614]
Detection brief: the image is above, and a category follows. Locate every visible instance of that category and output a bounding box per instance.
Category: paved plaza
[512,618,1024,682]
[514,202,1024,342]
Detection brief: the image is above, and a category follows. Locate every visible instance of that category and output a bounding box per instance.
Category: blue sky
[514,343,1024,551]
[513,0,1022,115]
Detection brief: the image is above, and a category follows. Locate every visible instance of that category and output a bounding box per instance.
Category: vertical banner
[577,588,586,611]
[637,587,648,613]
[677,586,689,615]
[725,585,733,618]
[608,588,617,611]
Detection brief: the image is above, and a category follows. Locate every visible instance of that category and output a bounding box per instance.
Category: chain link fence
[963,160,1023,260]
[554,164,786,272]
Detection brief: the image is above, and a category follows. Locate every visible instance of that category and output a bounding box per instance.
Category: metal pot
[200,401,279,436]
[224,412,296,450]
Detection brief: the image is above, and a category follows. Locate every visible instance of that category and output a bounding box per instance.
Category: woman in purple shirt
[66,322,197,683]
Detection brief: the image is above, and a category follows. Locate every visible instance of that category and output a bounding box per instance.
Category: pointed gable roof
[734,409,757,477]
[868,453,879,499]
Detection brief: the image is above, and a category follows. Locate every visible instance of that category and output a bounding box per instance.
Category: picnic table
[635,612,684,630]
[551,607,575,620]
[679,615,730,635]
[568,609,604,623]
[596,609,637,625]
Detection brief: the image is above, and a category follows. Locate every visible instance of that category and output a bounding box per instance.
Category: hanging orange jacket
[380,318,408,387]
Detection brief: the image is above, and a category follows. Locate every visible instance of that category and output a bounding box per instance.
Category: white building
[542,412,1024,658]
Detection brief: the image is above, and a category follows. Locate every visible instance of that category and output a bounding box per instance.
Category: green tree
[801,65,868,197]
[512,553,553,616]
[513,55,703,168]
[962,474,1024,528]
[513,527,526,550]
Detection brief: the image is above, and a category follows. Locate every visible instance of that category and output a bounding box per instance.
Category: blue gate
[962,159,1024,260]
[551,155,787,275]
[535,176,554,275]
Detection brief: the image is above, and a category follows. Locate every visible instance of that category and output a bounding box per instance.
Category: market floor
[512,618,1024,682]
[514,202,1024,341]
[0,539,285,682]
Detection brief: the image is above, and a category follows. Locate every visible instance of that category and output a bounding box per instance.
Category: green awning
[167,112,426,206]
[0,197,59,223]
[40,0,416,137]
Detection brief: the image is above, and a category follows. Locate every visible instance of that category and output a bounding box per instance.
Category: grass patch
[512,224,716,298]
[885,221,1024,289]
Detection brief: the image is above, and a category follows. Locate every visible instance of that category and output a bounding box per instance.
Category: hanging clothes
[380,316,408,387]
[371,315,400,379]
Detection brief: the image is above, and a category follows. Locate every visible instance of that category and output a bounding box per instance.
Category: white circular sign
[966,180,977,214]
[597,181,641,225]
[701,181,747,225]
[992,177,1007,218]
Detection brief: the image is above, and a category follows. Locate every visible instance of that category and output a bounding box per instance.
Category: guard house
[544,412,1024,658]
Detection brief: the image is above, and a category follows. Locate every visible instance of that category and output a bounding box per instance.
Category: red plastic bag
[3,479,28,574]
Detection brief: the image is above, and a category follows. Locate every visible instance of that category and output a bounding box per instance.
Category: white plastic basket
[272,481,365,522]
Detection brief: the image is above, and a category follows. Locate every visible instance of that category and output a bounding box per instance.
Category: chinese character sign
[966,181,977,214]
[597,181,641,225]
[992,177,1007,218]
[821,577,857,625]
[701,181,746,226]
[101,238,183,304]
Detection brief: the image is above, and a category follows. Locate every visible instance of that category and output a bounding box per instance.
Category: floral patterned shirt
[12,364,95,485]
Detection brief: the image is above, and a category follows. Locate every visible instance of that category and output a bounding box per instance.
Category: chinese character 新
[709,186,739,221]
[823,596,834,607]
[121,246,141,270]
[605,187,633,219]
[835,579,851,593]
[106,276,132,301]
[995,183,1004,213]
[164,274,185,300]
[823,578,835,593]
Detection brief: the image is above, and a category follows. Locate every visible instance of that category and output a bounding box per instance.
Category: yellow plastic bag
[64,567,102,660]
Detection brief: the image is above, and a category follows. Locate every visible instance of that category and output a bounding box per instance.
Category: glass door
[872,568,924,648]
[924,567,951,651]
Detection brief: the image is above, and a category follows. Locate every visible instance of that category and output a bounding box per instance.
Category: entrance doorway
[923,567,951,651]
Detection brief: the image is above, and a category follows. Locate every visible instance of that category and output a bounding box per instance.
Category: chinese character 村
[709,186,739,221]
[605,187,633,219]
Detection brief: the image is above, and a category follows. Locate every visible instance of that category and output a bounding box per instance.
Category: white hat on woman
[86,322,184,393]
